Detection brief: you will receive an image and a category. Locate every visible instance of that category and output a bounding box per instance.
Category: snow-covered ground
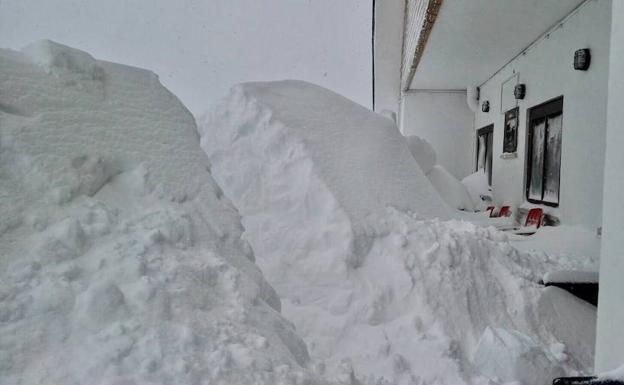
[200,80,597,385]
[0,41,326,385]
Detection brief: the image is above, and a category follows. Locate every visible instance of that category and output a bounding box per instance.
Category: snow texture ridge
[0,41,325,385]
[200,80,595,385]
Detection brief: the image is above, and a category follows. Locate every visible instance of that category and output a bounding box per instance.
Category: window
[526,97,563,206]
[476,125,493,186]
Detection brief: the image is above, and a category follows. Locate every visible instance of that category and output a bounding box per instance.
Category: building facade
[374,0,624,374]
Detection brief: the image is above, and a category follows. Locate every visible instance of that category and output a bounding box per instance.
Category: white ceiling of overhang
[409,0,587,90]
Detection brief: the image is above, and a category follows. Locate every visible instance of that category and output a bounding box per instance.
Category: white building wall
[474,0,611,230]
[400,91,474,179]
[595,0,624,373]
[373,0,405,115]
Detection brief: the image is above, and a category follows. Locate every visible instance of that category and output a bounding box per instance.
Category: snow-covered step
[541,270,599,306]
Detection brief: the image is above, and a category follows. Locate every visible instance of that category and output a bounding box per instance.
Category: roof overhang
[408,0,588,90]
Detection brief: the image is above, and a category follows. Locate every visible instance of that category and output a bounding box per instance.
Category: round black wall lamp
[514,84,526,100]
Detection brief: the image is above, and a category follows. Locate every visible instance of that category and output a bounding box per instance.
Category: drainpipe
[466,86,479,112]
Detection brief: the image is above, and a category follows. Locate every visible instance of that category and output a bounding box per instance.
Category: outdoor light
[481,100,490,113]
[574,48,591,70]
[514,84,526,100]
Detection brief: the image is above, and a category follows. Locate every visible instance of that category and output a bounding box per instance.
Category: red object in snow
[525,208,543,228]
[486,206,496,217]
[498,206,510,217]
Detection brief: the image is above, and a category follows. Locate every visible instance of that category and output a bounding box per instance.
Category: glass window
[528,119,545,201]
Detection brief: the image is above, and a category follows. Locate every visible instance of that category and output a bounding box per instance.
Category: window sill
[500,152,517,159]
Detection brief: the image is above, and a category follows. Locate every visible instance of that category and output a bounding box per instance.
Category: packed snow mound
[427,164,475,211]
[0,42,325,385]
[200,80,449,268]
[202,80,449,222]
[405,135,436,174]
[200,81,593,384]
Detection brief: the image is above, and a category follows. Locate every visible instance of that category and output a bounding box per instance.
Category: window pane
[486,132,493,186]
[543,114,562,204]
[477,135,486,170]
[529,120,546,201]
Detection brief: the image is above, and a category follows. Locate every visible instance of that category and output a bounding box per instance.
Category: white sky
[0,0,372,115]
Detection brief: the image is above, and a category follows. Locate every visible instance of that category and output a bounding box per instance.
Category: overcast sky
[0,0,372,115]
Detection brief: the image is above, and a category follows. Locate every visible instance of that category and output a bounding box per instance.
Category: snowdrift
[200,81,595,385]
[0,41,324,385]
[405,135,475,211]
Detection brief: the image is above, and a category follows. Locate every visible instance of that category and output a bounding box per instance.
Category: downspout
[466,86,479,112]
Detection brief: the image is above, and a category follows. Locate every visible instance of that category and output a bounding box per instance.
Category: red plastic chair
[486,206,495,217]
[498,206,510,218]
[525,208,543,228]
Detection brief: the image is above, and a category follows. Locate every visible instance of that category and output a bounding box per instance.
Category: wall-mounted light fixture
[481,100,490,113]
[514,84,526,100]
[574,48,591,71]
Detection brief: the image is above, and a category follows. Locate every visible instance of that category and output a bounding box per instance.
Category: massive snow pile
[200,81,595,385]
[0,41,324,385]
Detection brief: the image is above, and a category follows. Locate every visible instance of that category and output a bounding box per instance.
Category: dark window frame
[525,96,564,207]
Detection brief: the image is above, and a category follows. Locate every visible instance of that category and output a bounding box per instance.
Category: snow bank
[200,81,593,384]
[427,164,475,211]
[0,42,325,385]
